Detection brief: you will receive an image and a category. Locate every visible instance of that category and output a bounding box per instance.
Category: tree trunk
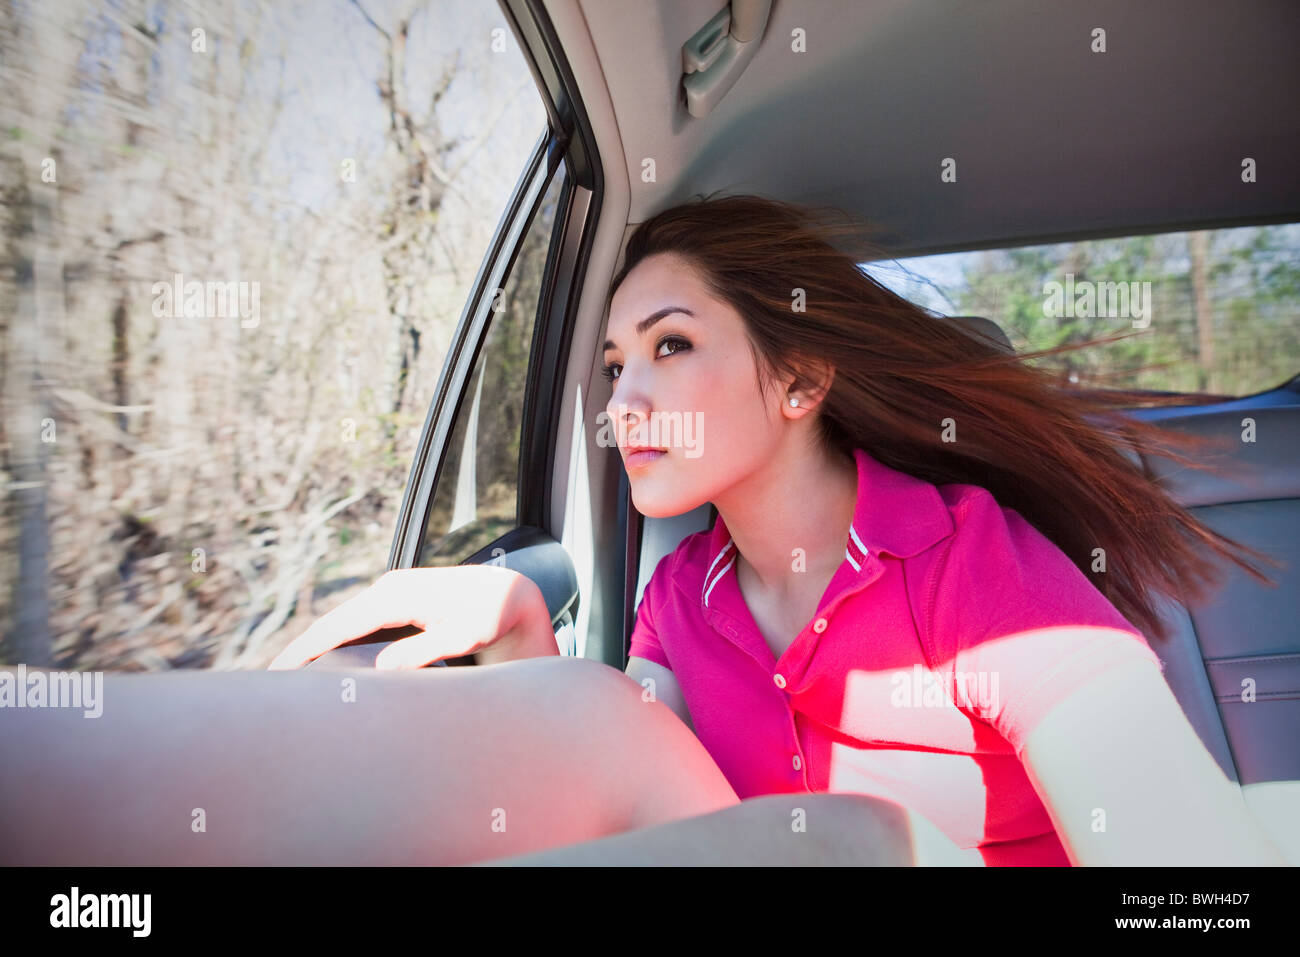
[1189,230,1214,392]
[4,171,54,666]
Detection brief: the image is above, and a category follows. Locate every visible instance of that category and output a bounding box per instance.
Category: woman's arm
[1020,654,1289,866]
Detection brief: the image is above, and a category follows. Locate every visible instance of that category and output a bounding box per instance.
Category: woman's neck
[713,441,859,599]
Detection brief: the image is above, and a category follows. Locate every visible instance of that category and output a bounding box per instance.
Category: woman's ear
[782,359,836,418]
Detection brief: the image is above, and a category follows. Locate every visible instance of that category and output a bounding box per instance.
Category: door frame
[388,0,605,572]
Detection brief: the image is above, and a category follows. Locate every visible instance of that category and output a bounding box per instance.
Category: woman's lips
[626,448,667,469]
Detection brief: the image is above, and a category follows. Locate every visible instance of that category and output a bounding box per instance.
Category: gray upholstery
[1134,405,1300,787]
[1139,406,1300,506]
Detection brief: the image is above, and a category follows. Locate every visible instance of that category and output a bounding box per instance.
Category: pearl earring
[789,397,799,407]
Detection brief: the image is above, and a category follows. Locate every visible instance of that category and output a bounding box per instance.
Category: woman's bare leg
[0,656,739,865]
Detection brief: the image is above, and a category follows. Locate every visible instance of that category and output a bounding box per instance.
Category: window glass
[0,2,547,670]
[865,223,1300,395]
[419,167,565,566]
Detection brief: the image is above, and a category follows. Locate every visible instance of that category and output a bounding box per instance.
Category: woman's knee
[501,655,741,831]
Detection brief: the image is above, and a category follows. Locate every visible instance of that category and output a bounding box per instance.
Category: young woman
[269,194,1287,866]
[6,196,1283,867]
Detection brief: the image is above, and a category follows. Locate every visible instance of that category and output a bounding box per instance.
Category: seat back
[1132,396,1300,862]
[942,314,1014,353]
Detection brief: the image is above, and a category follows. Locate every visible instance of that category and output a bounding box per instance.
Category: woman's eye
[602,337,688,383]
[656,336,691,359]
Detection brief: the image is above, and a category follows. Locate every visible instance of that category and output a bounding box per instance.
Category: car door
[283,0,608,672]
[327,3,603,668]
[383,139,576,664]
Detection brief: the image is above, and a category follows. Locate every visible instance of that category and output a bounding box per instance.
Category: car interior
[299,0,1300,862]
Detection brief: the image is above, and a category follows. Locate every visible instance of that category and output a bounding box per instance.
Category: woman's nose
[605,393,650,445]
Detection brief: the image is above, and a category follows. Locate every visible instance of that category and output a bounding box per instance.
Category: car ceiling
[569,0,1300,256]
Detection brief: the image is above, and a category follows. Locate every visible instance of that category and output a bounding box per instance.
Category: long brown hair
[608,193,1277,643]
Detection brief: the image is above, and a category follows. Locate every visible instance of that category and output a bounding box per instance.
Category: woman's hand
[266,566,559,670]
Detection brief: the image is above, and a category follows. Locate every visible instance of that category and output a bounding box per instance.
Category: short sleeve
[627,552,674,672]
[922,490,1166,757]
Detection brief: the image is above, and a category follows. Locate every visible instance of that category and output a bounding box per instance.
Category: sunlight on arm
[896,804,987,866]
[1020,657,1288,866]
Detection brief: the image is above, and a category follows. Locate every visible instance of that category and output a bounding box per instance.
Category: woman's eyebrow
[602,306,695,351]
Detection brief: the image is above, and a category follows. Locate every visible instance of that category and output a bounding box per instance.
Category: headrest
[944,315,1014,353]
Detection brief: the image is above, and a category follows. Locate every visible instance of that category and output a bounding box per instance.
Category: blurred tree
[0,0,545,670]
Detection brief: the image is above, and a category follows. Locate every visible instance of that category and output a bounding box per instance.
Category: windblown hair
[607,193,1276,643]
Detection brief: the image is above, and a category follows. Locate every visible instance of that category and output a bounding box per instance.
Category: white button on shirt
[792,755,802,771]
[813,618,828,633]
[773,673,787,689]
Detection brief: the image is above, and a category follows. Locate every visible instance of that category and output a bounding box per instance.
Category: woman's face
[602,252,790,518]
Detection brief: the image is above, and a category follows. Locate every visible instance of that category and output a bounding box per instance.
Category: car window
[865,223,1300,396]
[418,166,566,566]
[0,2,547,670]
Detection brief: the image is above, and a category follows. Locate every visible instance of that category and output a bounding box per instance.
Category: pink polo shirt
[628,447,1166,866]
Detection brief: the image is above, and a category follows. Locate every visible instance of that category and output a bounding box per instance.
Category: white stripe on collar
[704,537,734,584]
[848,523,869,560]
[703,553,737,607]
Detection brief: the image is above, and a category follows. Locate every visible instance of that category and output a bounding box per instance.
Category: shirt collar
[700,447,954,606]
